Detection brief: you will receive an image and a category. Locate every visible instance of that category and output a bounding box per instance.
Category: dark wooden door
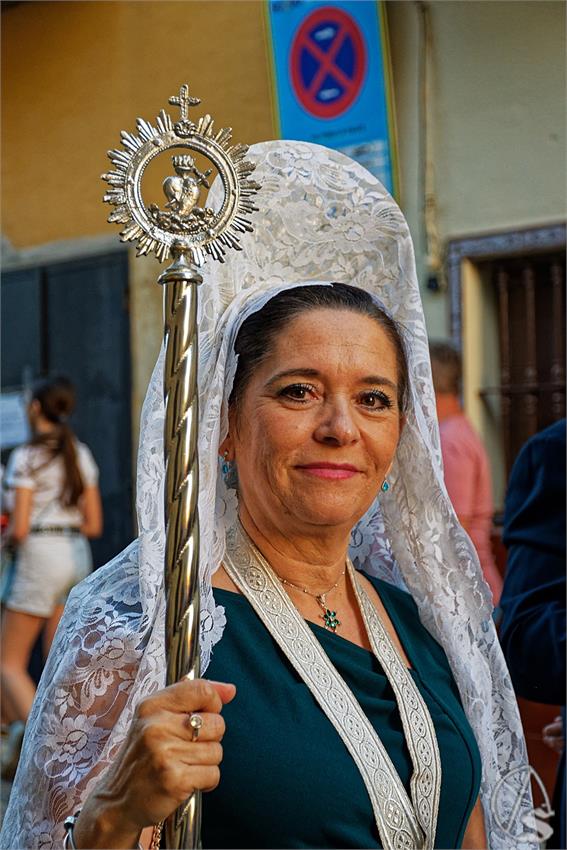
[1,251,133,568]
[1,267,42,388]
[494,251,566,474]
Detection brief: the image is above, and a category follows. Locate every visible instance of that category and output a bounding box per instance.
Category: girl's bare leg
[0,609,45,721]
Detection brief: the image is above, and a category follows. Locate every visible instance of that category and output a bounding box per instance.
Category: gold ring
[188,713,203,741]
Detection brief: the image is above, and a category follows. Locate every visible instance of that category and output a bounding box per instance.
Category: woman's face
[227,308,404,537]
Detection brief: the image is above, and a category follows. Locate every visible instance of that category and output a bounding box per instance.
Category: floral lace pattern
[1,142,535,850]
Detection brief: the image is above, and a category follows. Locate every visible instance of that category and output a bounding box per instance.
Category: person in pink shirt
[429,342,503,606]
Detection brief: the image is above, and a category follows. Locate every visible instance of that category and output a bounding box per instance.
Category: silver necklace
[276,567,346,632]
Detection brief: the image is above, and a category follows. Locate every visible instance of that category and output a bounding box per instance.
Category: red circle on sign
[290,6,367,119]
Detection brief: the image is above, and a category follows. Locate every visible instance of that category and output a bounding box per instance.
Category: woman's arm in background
[8,487,33,543]
[80,485,103,538]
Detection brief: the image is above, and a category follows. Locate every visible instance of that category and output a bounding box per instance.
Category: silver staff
[102,84,259,849]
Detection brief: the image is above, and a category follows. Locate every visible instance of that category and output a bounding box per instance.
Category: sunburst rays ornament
[102,83,260,264]
[101,85,261,850]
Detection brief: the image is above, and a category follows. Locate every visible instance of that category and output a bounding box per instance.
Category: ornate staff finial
[101,86,261,850]
[102,84,260,265]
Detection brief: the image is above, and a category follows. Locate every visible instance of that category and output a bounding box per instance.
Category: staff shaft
[161,263,202,849]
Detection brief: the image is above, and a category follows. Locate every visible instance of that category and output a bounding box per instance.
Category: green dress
[203,574,482,849]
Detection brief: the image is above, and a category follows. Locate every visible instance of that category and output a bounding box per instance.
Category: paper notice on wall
[1,391,30,450]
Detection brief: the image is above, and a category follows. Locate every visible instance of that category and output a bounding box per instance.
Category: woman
[0,142,534,850]
[1,376,102,730]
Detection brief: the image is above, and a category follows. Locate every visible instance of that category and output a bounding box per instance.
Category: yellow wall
[388,0,565,504]
[3,0,565,497]
[1,0,275,248]
[2,0,276,453]
[5,2,563,274]
[387,0,566,338]
[432,1,565,239]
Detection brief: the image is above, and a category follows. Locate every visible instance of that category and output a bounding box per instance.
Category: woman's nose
[313,400,359,445]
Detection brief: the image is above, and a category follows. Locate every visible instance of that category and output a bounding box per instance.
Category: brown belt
[29,526,81,536]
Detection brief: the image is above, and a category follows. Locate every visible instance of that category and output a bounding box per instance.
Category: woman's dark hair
[29,376,84,507]
[429,340,461,396]
[230,283,409,412]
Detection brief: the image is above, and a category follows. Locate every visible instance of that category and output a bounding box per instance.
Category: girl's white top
[4,441,98,526]
[0,141,536,850]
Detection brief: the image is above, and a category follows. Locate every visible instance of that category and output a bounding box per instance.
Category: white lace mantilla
[1,141,535,850]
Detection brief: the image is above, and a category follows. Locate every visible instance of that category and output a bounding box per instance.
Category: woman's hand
[74,678,236,849]
[79,485,103,538]
[542,715,564,754]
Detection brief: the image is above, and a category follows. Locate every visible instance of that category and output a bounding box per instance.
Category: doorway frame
[447,223,566,346]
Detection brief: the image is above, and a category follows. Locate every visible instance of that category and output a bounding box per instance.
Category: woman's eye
[278,383,316,401]
[360,390,393,410]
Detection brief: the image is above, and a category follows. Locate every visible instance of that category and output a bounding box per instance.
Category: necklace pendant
[322,609,341,631]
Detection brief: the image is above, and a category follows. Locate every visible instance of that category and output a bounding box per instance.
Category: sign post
[267,0,398,195]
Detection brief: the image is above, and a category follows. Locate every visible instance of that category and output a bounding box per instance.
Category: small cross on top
[169,84,201,121]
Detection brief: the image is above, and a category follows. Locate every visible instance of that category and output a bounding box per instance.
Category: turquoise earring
[222,451,230,476]
[381,479,390,493]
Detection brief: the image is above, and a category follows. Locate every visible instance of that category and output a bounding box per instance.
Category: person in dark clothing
[500,419,566,849]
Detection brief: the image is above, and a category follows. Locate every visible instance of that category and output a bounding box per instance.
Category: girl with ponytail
[1,376,102,768]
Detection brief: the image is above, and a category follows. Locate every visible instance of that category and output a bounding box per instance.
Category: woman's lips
[296,463,360,480]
